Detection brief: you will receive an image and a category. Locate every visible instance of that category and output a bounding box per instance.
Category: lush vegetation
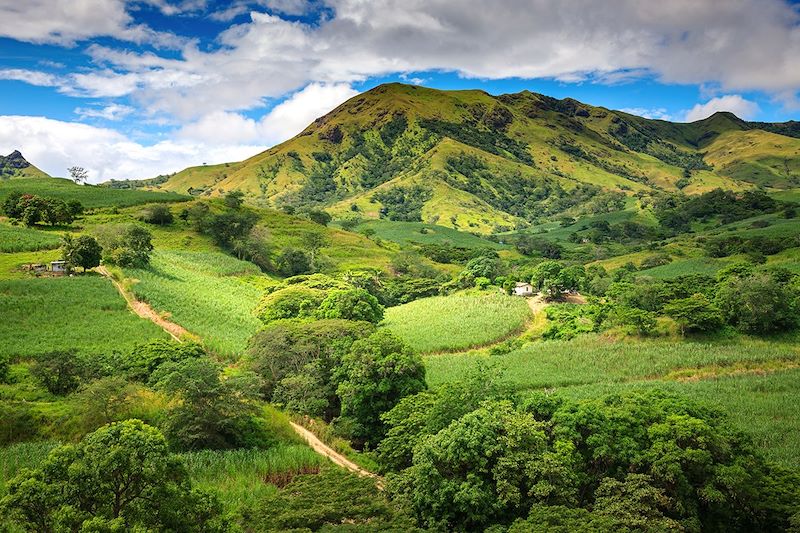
[383,292,531,352]
[0,223,61,252]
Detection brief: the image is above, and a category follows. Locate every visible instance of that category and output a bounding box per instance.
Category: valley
[1,85,800,531]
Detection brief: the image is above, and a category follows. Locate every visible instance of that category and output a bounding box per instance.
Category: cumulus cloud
[0,0,185,47]
[11,0,798,121]
[0,115,263,183]
[0,69,59,87]
[683,95,760,122]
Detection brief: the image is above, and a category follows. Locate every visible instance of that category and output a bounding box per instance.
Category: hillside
[0,150,50,179]
[130,83,800,233]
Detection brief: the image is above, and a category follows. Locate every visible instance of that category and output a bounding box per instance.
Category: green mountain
[133,83,800,233]
[0,150,50,179]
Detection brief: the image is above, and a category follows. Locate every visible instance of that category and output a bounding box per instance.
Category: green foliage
[152,357,268,450]
[373,184,432,222]
[335,330,426,447]
[654,188,779,232]
[420,118,533,164]
[245,319,374,418]
[316,288,385,323]
[663,293,723,334]
[3,193,74,226]
[61,233,102,272]
[124,339,206,381]
[29,349,88,395]
[715,271,798,334]
[463,254,503,279]
[389,390,800,532]
[223,190,245,209]
[95,223,154,267]
[253,467,416,531]
[275,247,312,276]
[0,420,230,532]
[137,203,174,225]
[254,286,327,324]
[306,208,332,226]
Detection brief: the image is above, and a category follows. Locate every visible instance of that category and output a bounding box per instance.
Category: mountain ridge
[115,83,800,233]
[0,150,50,179]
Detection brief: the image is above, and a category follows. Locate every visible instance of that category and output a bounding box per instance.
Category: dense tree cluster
[94,223,154,267]
[372,184,432,222]
[2,191,82,226]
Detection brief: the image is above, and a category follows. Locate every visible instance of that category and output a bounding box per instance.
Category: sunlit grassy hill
[117,83,800,233]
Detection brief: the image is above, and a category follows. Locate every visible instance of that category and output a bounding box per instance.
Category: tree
[138,204,173,225]
[316,288,384,323]
[96,224,154,267]
[716,272,798,334]
[68,166,89,184]
[306,209,332,226]
[663,293,723,334]
[0,420,229,532]
[254,286,327,324]
[124,339,206,381]
[30,349,87,395]
[335,330,426,447]
[276,248,312,276]
[530,260,563,291]
[152,357,268,450]
[223,190,245,209]
[464,255,503,280]
[62,234,102,272]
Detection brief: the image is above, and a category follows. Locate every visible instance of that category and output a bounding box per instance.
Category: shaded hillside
[132,84,800,233]
[0,150,50,179]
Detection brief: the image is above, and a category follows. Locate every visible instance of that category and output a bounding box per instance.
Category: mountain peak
[0,150,50,179]
[2,150,30,168]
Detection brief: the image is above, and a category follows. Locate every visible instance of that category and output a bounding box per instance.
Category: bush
[95,224,154,267]
[663,293,723,334]
[125,339,206,382]
[276,248,312,276]
[716,272,798,334]
[29,349,87,395]
[138,204,174,225]
[316,288,384,323]
[0,352,9,383]
[254,286,327,324]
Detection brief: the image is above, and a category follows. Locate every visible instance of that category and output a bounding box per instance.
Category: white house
[51,260,67,273]
[513,282,534,296]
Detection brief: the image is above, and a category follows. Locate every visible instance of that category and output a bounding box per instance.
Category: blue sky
[1,0,799,181]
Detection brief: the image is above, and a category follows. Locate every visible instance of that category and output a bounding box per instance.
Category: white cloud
[0,115,262,183]
[683,95,760,122]
[75,103,136,121]
[0,0,184,47]
[620,107,673,121]
[0,69,59,87]
[178,83,358,146]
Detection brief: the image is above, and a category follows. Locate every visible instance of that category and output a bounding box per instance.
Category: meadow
[0,223,61,253]
[125,250,264,356]
[0,178,188,208]
[0,276,167,359]
[382,291,531,352]
[424,333,799,389]
[350,219,509,249]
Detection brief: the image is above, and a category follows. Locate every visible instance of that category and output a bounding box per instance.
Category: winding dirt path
[97,265,382,483]
[97,266,188,341]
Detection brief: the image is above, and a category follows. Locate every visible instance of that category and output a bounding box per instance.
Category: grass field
[383,291,531,353]
[0,223,61,253]
[0,178,188,208]
[0,276,167,359]
[126,250,264,357]
[350,220,509,249]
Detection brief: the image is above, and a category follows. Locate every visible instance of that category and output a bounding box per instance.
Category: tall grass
[0,441,59,495]
[0,224,61,253]
[180,445,325,510]
[0,178,188,208]
[0,276,168,359]
[425,333,800,389]
[126,251,263,357]
[383,292,531,353]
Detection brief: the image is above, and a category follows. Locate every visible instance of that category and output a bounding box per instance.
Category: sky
[1,0,799,183]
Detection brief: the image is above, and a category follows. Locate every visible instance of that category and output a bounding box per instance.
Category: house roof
[515,282,532,287]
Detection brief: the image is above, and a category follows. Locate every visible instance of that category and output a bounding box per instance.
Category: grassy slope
[0,276,168,359]
[0,223,61,252]
[383,292,531,353]
[0,178,189,208]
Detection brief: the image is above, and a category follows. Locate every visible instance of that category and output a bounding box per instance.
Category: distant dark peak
[1,150,30,169]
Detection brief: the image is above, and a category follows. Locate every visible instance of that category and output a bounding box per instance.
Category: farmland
[125,250,264,356]
[0,223,61,253]
[0,276,168,359]
[0,178,188,208]
[383,291,531,352]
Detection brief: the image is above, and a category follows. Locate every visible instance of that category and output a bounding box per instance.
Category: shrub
[95,224,154,267]
[276,248,312,276]
[254,286,327,324]
[716,272,798,334]
[316,288,384,323]
[30,349,87,395]
[663,293,723,334]
[125,339,206,382]
[138,204,174,225]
